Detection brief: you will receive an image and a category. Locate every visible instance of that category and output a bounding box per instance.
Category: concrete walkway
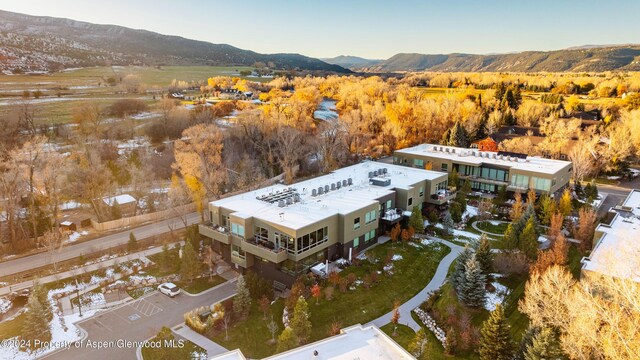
[0,243,182,297]
[172,323,229,357]
[471,220,508,237]
[367,237,464,331]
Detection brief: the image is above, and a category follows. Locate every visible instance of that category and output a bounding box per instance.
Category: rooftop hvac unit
[383,168,388,174]
[452,149,456,154]
[324,185,329,193]
[336,181,341,189]
[318,186,324,195]
[492,153,497,159]
[445,148,450,153]
[312,188,317,197]
[347,178,353,185]
[331,183,336,190]
[373,170,378,177]
[278,199,285,207]
[368,171,374,178]
[294,194,301,202]
[286,197,293,205]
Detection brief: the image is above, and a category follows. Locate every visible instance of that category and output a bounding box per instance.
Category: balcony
[459,174,509,187]
[242,237,288,263]
[427,190,456,205]
[382,208,403,223]
[199,224,231,244]
[231,253,248,267]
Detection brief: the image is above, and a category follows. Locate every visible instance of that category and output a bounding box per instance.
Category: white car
[158,282,180,297]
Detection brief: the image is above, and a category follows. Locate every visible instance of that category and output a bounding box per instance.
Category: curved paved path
[471,220,507,237]
[368,237,464,331]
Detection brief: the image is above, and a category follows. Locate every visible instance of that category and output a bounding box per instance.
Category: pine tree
[22,292,52,350]
[276,327,298,352]
[503,223,519,251]
[180,241,201,283]
[442,211,454,235]
[290,296,312,344]
[519,216,539,260]
[524,327,564,360]
[451,246,473,293]
[127,232,138,252]
[475,234,494,276]
[515,326,539,360]
[408,206,424,234]
[31,280,52,322]
[574,181,584,199]
[458,255,487,308]
[233,275,251,318]
[448,121,470,147]
[449,168,459,188]
[479,304,514,360]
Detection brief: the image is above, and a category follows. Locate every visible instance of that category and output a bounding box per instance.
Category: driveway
[42,280,236,360]
[1,212,200,278]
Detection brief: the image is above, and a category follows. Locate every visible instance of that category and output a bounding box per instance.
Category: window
[386,200,392,210]
[231,223,245,237]
[367,229,375,242]
[353,237,359,248]
[510,174,529,189]
[276,231,294,253]
[441,163,448,171]
[365,210,377,224]
[354,217,361,230]
[294,226,329,254]
[254,226,269,242]
[231,244,245,259]
[436,181,448,191]
[413,159,424,168]
[408,197,413,206]
[531,177,551,191]
[419,187,424,197]
[393,156,398,164]
[364,232,370,242]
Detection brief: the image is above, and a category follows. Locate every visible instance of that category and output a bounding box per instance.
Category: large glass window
[231,223,245,237]
[294,226,329,254]
[353,237,359,248]
[386,200,392,209]
[510,174,529,189]
[354,217,361,230]
[441,163,448,171]
[365,210,377,224]
[254,226,269,242]
[436,180,448,191]
[531,177,551,191]
[413,159,424,168]
[365,229,375,243]
[231,244,245,259]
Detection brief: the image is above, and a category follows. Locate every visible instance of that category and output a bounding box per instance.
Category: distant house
[217,88,252,100]
[102,194,137,217]
[168,92,184,99]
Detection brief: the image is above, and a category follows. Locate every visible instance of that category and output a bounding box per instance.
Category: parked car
[158,282,180,297]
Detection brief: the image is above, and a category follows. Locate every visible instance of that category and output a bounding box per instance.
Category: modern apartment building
[581,189,640,283]
[394,144,572,196]
[199,161,450,286]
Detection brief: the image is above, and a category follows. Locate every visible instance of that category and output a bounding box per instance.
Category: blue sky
[0,0,639,59]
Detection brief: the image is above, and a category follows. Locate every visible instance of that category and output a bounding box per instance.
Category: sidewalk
[367,237,464,331]
[0,243,182,297]
[172,323,229,357]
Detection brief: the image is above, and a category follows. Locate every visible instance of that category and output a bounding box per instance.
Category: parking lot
[45,280,237,360]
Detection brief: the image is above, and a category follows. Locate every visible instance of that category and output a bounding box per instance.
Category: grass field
[0,312,26,340]
[176,276,225,295]
[210,241,450,358]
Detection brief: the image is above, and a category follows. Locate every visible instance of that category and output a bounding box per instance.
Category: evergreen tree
[479,304,514,360]
[515,326,540,360]
[442,211,454,236]
[494,185,508,208]
[127,232,138,252]
[503,223,519,251]
[408,206,424,234]
[458,255,487,308]
[538,194,557,226]
[179,241,201,283]
[519,216,539,260]
[475,234,494,276]
[574,181,584,199]
[451,246,473,292]
[449,168,459,189]
[233,275,251,318]
[524,327,564,360]
[475,113,488,140]
[22,292,52,350]
[276,327,298,352]
[31,280,52,322]
[450,202,463,223]
[448,121,470,147]
[290,296,312,344]
[186,224,201,251]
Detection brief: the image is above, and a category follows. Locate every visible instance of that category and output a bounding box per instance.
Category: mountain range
[0,10,349,73]
[324,46,640,72]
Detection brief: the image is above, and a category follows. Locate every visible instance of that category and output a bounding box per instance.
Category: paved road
[0,212,200,278]
[43,279,237,360]
[368,237,464,331]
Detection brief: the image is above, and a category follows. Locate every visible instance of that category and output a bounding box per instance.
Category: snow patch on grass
[484,281,510,311]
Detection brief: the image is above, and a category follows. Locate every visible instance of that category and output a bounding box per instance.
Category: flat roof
[582,189,640,282]
[395,144,572,175]
[102,194,136,206]
[211,161,446,230]
[209,324,414,360]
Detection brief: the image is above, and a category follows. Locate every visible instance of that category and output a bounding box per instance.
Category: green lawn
[476,221,509,234]
[381,322,451,360]
[210,299,286,358]
[0,312,26,340]
[176,276,225,295]
[210,241,450,358]
[146,250,181,277]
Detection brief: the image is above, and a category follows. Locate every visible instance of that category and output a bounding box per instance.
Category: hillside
[359,46,640,72]
[321,55,382,70]
[0,10,349,73]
